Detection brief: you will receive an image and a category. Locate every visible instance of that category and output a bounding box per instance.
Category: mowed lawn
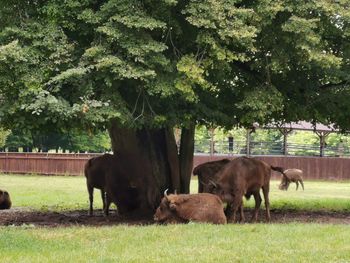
[1,174,350,262]
[2,224,350,262]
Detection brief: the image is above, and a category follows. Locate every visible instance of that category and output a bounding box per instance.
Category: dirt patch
[0,208,349,227]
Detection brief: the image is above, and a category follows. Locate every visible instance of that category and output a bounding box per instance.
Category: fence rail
[195,139,350,157]
[0,152,349,181]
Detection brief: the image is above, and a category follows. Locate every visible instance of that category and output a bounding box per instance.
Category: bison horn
[209,180,217,188]
[174,189,177,195]
[164,189,169,200]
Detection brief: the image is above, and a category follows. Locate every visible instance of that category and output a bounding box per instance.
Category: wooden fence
[0,153,349,180]
[0,153,100,176]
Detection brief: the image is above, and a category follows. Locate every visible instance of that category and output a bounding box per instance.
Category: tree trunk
[179,123,195,193]
[108,120,193,217]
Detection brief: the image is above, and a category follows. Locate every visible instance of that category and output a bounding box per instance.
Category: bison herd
[84,154,305,225]
[0,154,304,225]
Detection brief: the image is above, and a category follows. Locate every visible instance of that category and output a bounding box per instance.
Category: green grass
[1,174,350,262]
[1,224,350,262]
[1,174,350,212]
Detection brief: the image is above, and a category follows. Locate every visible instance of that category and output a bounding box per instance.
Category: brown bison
[84,153,115,216]
[154,190,227,224]
[0,189,11,210]
[85,153,148,216]
[210,157,280,223]
[279,168,304,191]
[104,152,156,217]
[192,159,231,193]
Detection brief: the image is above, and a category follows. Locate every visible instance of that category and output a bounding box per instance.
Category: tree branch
[318,80,348,89]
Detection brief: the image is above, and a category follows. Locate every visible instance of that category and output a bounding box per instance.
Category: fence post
[209,127,215,157]
[246,129,251,156]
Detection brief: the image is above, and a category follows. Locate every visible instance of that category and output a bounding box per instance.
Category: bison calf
[0,189,11,210]
[154,190,226,224]
[84,154,115,216]
[279,169,304,191]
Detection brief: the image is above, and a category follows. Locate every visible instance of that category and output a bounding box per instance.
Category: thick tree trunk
[179,123,195,193]
[108,120,192,217]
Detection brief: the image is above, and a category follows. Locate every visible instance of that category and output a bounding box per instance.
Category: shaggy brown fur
[192,159,231,193]
[154,192,226,224]
[279,169,304,191]
[211,157,273,223]
[0,189,11,210]
[84,154,115,215]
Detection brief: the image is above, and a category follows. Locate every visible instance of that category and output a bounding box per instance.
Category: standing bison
[154,190,226,224]
[192,159,231,193]
[85,153,148,216]
[210,157,275,223]
[279,168,305,191]
[84,154,114,215]
[0,189,11,210]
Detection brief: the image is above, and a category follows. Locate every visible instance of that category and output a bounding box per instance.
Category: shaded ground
[1,208,350,227]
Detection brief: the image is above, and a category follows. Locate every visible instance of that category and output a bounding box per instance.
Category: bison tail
[271,166,284,175]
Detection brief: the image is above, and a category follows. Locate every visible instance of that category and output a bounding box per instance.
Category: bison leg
[251,192,262,222]
[198,179,204,193]
[87,184,94,216]
[228,196,243,223]
[286,182,290,190]
[300,180,304,190]
[262,185,271,222]
[239,204,245,223]
[295,181,299,190]
[104,194,112,216]
[100,190,106,212]
[224,203,232,218]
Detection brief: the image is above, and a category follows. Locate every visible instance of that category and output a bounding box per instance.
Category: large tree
[0,0,349,215]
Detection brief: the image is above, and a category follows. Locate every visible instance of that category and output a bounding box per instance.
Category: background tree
[0,0,349,215]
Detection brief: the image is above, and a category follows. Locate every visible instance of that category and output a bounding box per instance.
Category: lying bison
[210,157,280,223]
[192,159,231,193]
[154,190,226,224]
[84,153,115,216]
[279,168,304,191]
[0,189,11,210]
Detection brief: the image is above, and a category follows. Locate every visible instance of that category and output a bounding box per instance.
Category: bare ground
[1,208,350,227]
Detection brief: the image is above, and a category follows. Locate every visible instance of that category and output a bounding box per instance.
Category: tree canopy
[1,0,349,133]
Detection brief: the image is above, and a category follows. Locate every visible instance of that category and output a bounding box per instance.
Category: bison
[0,189,11,210]
[84,153,115,216]
[154,190,227,224]
[192,159,231,193]
[279,168,304,191]
[210,157,280,223]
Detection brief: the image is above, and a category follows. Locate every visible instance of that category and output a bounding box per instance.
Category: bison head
[209,181,234,203]
[153,190,186,224]
[278,181,289,190]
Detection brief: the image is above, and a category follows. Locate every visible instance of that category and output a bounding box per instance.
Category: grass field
[1,224,350,262]
[1,174,350,212]
[1,174,350,262]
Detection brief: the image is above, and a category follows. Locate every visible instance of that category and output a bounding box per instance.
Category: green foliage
[0,128,10,147]
[0,0,349,133]
[3,129,111,153]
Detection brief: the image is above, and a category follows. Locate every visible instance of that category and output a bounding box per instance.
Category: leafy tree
[0,128,10,149]
[1,0,350,215]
